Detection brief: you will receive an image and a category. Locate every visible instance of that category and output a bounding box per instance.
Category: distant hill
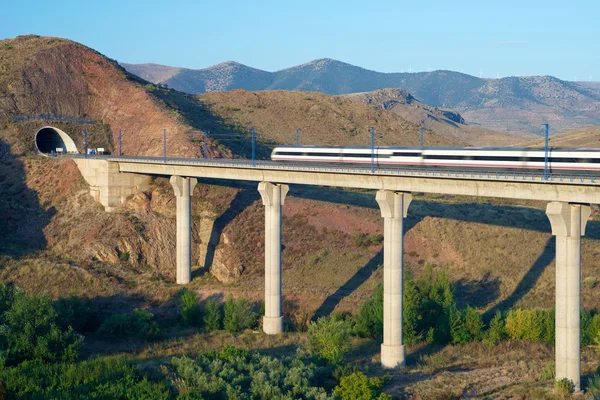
[522,126,600,148]
[576,81,600,91]
[343,88,532,146]
[122,59,600,135]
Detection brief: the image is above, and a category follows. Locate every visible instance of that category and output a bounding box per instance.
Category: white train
[271,146,600,172]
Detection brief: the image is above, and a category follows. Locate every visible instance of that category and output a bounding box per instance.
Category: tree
[354,285,383,338]
[464,306,484,342]
[334,372,391,400]
[203,298,222,331]
[223,296,257,333]
[484,310,506,346]
[449,304,469,345]
[307,315,351,364]
[0,293,83,363]
[179,289,201,328]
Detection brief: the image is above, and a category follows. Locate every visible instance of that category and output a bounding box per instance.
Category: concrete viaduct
[73,156,600,391]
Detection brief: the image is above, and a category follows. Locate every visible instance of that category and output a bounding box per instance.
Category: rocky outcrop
[210,231,245,283]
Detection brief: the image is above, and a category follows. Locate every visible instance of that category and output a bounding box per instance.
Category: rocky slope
[123,58,600,134]
[0,35,227,158]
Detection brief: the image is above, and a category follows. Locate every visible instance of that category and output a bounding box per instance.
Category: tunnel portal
[35,126,78,155]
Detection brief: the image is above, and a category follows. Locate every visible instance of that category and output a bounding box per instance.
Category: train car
[270,146,600,173]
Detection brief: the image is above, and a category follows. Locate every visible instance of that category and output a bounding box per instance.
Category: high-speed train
[271,146,600,173]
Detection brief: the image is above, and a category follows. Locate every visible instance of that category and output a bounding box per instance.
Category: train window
[392,152,421,157]
[342,153,372,158]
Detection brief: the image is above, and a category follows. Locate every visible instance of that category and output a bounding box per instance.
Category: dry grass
[200,90,463,148]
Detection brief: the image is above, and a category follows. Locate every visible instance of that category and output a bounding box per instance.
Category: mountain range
[122,59,600,134]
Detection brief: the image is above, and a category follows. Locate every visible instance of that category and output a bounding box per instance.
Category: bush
[354,266,455,346]
[484,311,506,346]
[53,295,93,333]
[0,283,18,316]
[334,372,391,400]
[354,285,383,338]
[464,306,484,342]
[308,315,351,365]
[586,374,600,399]
[0,357,170,399]
[179,289,201,328]
[449,304,470,345]
[505,309,554,343]
[170,347,329,398]
[404,266,455,345]
[0,293,83,364]
[582,311,600,346]
[203,298,222,330]
[223,295,258,333]
[554,378,574,398]
[97,309,160,340]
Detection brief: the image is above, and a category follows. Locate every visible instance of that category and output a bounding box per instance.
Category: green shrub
[404,266,455,345]
[179,289,201,328]
[582,311,600,346]
[334,372,391,400]
[308,315,351,365]
[354,266,455,346]
[53,295,93,333]
[119,252,130,262]
[464,306,484,342]
[0,293,83,363]
[354,284,383,338]
[449,304,469,345]
[505,309,554,343]
[554,378,574,398]
[0,357,169,399]
[203,298,222,330]
[223,295,258,332]
[97,308,159,340]
[586,374,600,399]
[484,311,506,346]
[0,283,18,316]
[170,347,329,398]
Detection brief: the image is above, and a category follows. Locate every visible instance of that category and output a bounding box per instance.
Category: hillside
[577,81,600,91]
[0,35,227,158]
[198,89,462,148]
[522,126,600,148]
[123,59,600,134]
[343,88,532,146]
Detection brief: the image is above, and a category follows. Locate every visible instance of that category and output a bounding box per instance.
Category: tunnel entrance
[35,126,78,155]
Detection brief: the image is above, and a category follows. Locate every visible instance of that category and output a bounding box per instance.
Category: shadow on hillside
[196,181,600,319]
[454,272,501,309]
[195,188,260,278]
[148,87,274,159]
[313,249,383,320]
[0,139,54,256]
[483,237,555,318]
[305,188,600,317]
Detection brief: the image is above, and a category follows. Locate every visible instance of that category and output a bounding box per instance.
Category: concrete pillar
[258,182,289,334]
[376,190,412,368]
[170,176,198,284]
[546,202,591,391]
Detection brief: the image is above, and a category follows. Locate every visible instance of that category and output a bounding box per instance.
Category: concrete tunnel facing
[35,126,78,155]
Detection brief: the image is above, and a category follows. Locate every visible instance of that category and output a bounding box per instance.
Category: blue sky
[2,0,598,80]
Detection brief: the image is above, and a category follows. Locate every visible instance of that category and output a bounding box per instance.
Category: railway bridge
[73,155,600,391]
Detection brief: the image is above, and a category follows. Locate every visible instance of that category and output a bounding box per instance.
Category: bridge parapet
[73,159,150,211]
